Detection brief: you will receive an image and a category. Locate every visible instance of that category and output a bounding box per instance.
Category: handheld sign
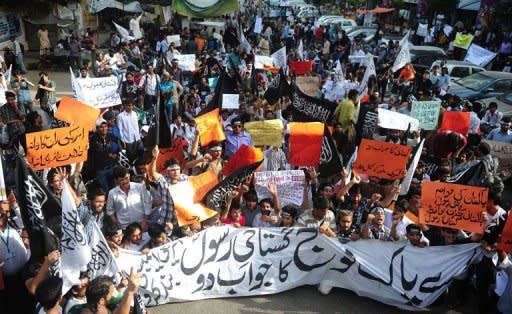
[353,139,410,180]
[411,101,441,130]
[288,122,324,167]
[195,108,226,147]
[497,214,512,254]
[244,119,283,148]
[419,181,488,233]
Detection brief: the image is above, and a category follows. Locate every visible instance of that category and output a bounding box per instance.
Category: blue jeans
[17,54,27,74]
[166,101,174,125]
[96,167,114,193]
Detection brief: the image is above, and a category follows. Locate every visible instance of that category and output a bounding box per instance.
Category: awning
[24,3,78,25]
[458,0,481,11]
[87,0,143,13]
[368,7,395,14]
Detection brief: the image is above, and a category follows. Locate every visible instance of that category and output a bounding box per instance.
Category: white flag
[465,44,497,67]
[69,66,79,97]
[86,222,119,279]
[358,56,376,95]
[399,139,425,195]
[399,30,410,48]
[0,158,6,201]
[392,41,411,72]
[61,180,91,293]
[240,31,252,55]
[4,64,12,84]
[297,40,304,60]
[272,47,287,69]
[113,22,134,42]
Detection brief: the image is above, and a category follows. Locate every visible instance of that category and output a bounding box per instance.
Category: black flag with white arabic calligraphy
[319,125,343,178]
[15,157,60,259]
[204,161,263,211]
[290,84,337,124]
[264,68,291,105]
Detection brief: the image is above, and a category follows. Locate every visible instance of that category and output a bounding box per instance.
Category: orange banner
[419,181,488,233]
[353,139,411,180]
[288,122,324,167]
[55,96,100,131]
[26,126,88,171]
[440,111,470,135]
[195,108,226,147]
[189,169,219,203]
[155,137,188,173]
[222,145,263,177]
[168,181,218,226]
[497,214,512,254]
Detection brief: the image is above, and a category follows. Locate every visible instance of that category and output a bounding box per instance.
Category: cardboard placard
[288,122,324,167]
[195,108,226,147]
[244,119,283,148]
[353,139,411,180]
[26,126,88,171]
[419,181,488,233]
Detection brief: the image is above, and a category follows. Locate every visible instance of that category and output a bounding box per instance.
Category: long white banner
[117,226,482,309]
[73,76,122,108]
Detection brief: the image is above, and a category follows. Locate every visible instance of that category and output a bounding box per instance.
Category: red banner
[222,145,263,177]
[288,122,324,167]
[290,61,314,75]
[440,111,470,135]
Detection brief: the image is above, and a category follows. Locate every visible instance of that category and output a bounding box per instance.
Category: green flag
[174,0,238,18]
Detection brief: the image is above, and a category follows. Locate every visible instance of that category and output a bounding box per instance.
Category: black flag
[264,68,291,105]
[290,84,337,123]
[15,158,60,258]
[146,91,173,148]
[319,125,343,177]
[201,69,238,114]
[204,161,263,211]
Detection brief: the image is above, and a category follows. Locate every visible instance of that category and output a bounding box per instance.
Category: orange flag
[168,179,218,227]
[155,137,188,173]
[497,214,512,254]
[222,145,263,177]
[189,170,219,203]
[195,108,226,147]
[55,96,100,131]
[353,139,411,180]
[419,181,488,234]
[288,122,324,167]
[26,126,88,171]
[440,111,470,135]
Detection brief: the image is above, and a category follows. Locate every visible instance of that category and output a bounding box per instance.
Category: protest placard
[167,34,181,47]
[353,139,411,180]
[271,47,287,69]
[498,214,512,254]
[254,55,274,70]
[440,111,470,135]
[189,169,219,203]
[453,32,473,49]
[254,17,263,34]
[221,94,240,109]
[26,126,88,171]
[195,108,226,147]
[154,137,188,174]
[168,181,218,226]
[244,119,283,148]
[55,96,100,131]
[254,170,305,207]
[411,101,441,130]
[288,122,324,167]
[174,54,196,71]
[420,181,488,233]
[482,140,512,173]
[75,76,122,108]
[378,108,420,131]
[296,76,321,97]
[465,44,497,67]
[290,61,313,75]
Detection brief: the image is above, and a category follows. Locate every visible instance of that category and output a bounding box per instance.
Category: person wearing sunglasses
[224,117,253,158]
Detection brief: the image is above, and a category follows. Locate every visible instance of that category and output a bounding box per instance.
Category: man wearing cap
[225,118,253,159]
[88,118,122,193]
[0,91,25,149]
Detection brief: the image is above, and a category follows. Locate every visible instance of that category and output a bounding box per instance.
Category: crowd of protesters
[0,2,512,314]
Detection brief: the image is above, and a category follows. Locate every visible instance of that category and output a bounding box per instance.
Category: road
[21,61,500,314]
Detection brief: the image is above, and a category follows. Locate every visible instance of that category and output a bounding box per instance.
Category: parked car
[449,71,512,102]
[430,60,485,83]
[347,28,378,43]
[409,45,447,73]
[476,91,512,118]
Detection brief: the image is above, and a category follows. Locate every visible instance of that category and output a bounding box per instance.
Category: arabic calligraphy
[26,126,88,170]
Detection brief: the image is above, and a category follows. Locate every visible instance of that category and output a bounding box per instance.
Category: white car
[430,60,485,83]
[347,28,377,43]
[315,17,357,32]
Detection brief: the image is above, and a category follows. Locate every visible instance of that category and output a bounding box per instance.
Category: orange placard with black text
[55,96,100,131]
[440,111,470,135]
[26,126,88,171]
[288,122,324,167]
[353,139,410,180]
[419,181,488,233]
[189,170,219,203]
[222,145,264,177]
[497,214,512,254]
[195,108,226,147]
[155,137,188,173]
[168,181,218,227]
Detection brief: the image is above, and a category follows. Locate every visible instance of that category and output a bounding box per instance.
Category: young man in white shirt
[107,166,152,231]
[138,65,160,110]
[117,99,141,162]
